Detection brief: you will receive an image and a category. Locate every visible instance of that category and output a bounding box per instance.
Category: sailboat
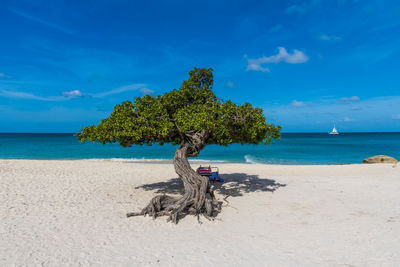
[329,124,339,135]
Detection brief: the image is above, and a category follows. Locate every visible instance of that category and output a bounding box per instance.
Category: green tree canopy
[77,68,281,150]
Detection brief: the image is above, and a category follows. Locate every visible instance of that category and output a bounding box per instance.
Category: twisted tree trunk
[127,143,218,224]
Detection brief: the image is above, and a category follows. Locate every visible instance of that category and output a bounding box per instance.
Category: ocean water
[0,133,399,164]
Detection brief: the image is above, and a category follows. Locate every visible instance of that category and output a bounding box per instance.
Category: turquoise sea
[0,133,399,164]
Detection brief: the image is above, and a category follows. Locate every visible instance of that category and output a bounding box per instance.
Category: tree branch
[185,130,210,157]
[168,119,186,145]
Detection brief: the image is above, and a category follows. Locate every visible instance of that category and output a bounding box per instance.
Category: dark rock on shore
[362,155,398,164]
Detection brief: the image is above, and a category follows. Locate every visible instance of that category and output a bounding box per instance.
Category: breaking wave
[244,155,262,164]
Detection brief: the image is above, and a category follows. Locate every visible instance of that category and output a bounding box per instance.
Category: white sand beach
[1,160,399,266]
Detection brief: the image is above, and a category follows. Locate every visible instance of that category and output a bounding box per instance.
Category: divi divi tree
[77,68,281,223]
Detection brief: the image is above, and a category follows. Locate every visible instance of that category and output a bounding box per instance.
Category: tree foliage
[77,68,281,149]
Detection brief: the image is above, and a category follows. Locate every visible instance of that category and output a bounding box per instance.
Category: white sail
[329,125,339,135]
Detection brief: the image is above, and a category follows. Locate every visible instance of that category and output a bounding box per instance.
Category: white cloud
[247,63,270,73]
[0,73,12,79]
[319,34,342,41]
[247,47,309,72]
[0,89,85,101]
[62,90,83,97]
[343,116,355,122]
[341,96,360,102]
[351,106,361,110]
[140,88,154,95]
[226,81,234,88]
[0,89,86,101]
[392,114,400,120]
[94,83,145,98]
[291,100,306,107]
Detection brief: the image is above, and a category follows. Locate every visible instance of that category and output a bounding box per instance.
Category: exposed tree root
[126,188,218,224]
[127,144,219,224]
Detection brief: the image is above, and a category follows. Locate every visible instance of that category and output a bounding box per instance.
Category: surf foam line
[82,158,226,163]
[244,155,260,164]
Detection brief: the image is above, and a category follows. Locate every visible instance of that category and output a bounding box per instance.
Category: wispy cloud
[262,96,400,132]
[341,96,360,102]
[140,88,155,95]
[9,7,75,35]
[247,47,309,72]
[291,100,307,107]
[0,83,150,101]
[0,89,89,101]
[269,24,283,33]
[62,90,83,98]
[343,116,355,122]
[0,73,12,79]
[0,89,64,101]
[94,83,146,98]
[392,114,400,120]
[285,4,308,15]
[319,34,342,41]
[226,81,234,88]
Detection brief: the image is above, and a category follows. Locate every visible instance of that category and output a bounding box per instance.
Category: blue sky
[0,0,399,133]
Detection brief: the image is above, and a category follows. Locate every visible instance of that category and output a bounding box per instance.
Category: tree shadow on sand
[135,173,286,197]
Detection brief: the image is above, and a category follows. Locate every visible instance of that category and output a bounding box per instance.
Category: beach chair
[196,165,224,182]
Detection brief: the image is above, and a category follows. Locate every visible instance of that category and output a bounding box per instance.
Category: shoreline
[0,158,397,166]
